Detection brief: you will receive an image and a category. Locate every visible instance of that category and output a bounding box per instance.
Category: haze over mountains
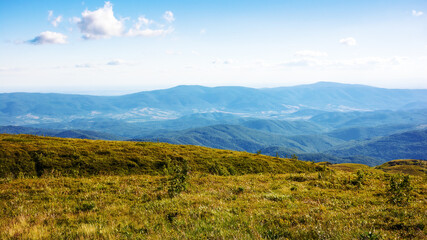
[1,82,426,166]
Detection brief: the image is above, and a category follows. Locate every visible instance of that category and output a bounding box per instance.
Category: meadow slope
[0,134,426,239]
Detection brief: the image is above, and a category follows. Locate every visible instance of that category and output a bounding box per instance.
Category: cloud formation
[135,16,153,27]
[212,58,234,64]
[28,31,67,45]
[52,16,63,27]
[74,2,174,39]
[277,56,408,69]
[280,58,321,67]
[107,59,126,65]
[412,10,423,17]
[127,13,174,37]
[48,10,62,27]
[294,50,328,57]
[163,11,175,22]
[76,1,124,39]
[342,56,409,66]
[127,27,173,37]
[75,63,93,68]
[339,37,357,46]
[165,50,182,55]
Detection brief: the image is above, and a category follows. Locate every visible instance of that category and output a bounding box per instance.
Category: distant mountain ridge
[326,129,427,162]
[1,82,426,125]
[1,82,426,166]
[0,125,123,140]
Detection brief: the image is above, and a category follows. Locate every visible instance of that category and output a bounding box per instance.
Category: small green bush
[234,186,245,195]
[76,202,96,212]
[359,231,381,240]
[351,170,365,188]
[387,174,413,206]
[167,158,190,198]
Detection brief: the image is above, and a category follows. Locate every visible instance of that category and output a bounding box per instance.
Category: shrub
[264,193,287,202]
[351,170,365,188]
[359,231,381,240]
[76,202,96,212]
[234,186,245,195]
[167,158,190,198]
[387,174,413,206]
[208,162,230,176]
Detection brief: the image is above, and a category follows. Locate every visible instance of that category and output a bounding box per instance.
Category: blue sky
[0,0,426,94]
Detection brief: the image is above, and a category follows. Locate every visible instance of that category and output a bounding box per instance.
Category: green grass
[375,159,427,177]
[1,134,426,239]
[330,163,373,173]
[1,171,426,239]
[0,134,316,178]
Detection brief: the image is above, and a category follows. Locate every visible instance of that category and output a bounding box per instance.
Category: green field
[0,134,426,239]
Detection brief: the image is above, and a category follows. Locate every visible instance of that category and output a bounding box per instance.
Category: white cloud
[127,27,173,37]
[28,31,67,45]
[294,50,328,57]
[0,67,24,72]
[70,17,81,23]
[200,28,206,34]
[135,16,153,27]
[163,11,175,22]
[165,50,182,55]
[51,16,63,27]
[77,1,124,39]
[332,56,409,67]
[389,56,409,65]
[48,10,63,27]
[276,56,408,69]
[73,2,174,40]
[223,59,234,64]
[212,58,234,64]
[339,37,357,46]
[280,58,321,67]
[75,63,93,68]
[127,14,174,37]
[412,10,424,17]
[107,59,126,65]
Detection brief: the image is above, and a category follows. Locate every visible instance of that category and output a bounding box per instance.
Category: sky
[0,0,426,94]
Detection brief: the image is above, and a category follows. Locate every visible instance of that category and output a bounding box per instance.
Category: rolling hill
[375,159,427,176]
[0,125,123,140]
[326,129,427,164]
[0,133,316,178]
[132,124,344,153]
[0,134,425,239]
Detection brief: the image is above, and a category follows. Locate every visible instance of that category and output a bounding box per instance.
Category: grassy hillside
[329,163,374,172]
[0,134,426,239]
[1,166,426,239]
[375,159,427,177]
[0,134,316,178]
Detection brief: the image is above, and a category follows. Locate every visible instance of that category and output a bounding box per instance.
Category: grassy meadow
[0,134,426,239]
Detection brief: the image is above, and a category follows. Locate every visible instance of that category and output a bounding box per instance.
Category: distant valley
[1,82,426,166]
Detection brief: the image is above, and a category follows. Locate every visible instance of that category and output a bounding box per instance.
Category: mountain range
[1,82,426,166]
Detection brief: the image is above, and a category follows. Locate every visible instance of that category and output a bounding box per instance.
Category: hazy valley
[2,82,426,166]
